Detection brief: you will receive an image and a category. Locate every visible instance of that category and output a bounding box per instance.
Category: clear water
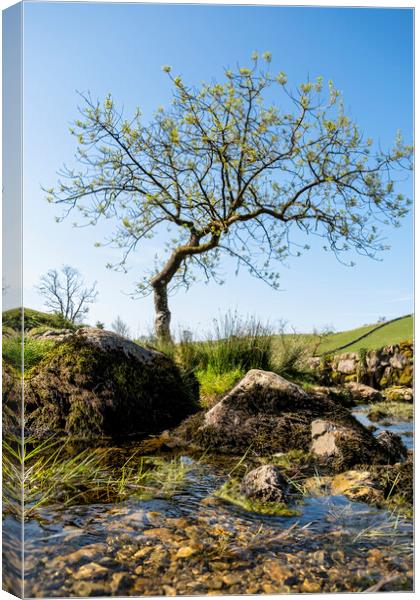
[4,407,414,596]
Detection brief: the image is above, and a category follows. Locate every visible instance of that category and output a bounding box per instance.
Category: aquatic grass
[2,437,191,518]
[351,512,410,543]
[214,478,300,517]
[379,469,413,519]
[3,437,112,516]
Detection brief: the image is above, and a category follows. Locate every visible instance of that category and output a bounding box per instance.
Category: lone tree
[37,265,98,324]
[46,53,412,341]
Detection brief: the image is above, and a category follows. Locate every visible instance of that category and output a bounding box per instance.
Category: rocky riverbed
[4,395,413,597]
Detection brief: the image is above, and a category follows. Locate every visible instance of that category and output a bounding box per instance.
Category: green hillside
[340,315,413,353]
[273,315,413,358]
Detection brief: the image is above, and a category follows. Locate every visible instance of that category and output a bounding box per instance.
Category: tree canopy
[46,52,412,339]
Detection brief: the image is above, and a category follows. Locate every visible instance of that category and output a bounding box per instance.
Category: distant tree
[36,265,98,324]
[46,53,412,341]
[111,316,130,338]
[95,320,105,329]
[377,316,387,323]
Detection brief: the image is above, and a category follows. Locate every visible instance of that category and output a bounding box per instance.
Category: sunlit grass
[2,436,191,519]
[2,336,56,372]
[196,366,243,407]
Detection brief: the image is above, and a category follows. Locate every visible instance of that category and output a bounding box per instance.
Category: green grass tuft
[2,436,191,519]
[2,336,57,371]
[196,366,243,407]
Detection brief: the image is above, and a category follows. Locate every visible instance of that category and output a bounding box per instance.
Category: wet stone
[109,572,133,594]
[73,562,108,581]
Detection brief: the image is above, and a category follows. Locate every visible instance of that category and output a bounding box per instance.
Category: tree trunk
[153,282,172,343]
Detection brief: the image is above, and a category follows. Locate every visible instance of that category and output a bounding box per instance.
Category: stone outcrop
[173,369,398,469]
[383,386,413,403]
[344,382,383,404]
[24,328,198,440]
[27,328,74,342]
[240,465,288,503]
[316,341,413,389]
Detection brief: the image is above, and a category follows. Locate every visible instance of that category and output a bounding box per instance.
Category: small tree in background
[36,265,98,324]
[46,52,412,341]
[111,315,130,338]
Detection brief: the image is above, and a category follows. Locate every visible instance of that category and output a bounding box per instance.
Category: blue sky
[16,2,413,336]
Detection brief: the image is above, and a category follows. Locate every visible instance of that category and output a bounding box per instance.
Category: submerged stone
[240,465,288,503]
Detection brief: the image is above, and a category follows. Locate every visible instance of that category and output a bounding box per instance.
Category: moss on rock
[24,328,199,440]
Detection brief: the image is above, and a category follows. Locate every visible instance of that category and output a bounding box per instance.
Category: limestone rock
[24,328,198,439]
[174,369,390,468]
[334,353,358,374]
[240,465,288,503]
[345,382,383,404]
[310,418,382,470]
[390,353,410,370]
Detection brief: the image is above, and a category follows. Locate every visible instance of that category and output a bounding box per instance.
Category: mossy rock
[396,365,413,387]
[343,374,357,383]
[214,478,300,517]
[383,386,413,403]
[172,370,391,469]
[24,328,199,440]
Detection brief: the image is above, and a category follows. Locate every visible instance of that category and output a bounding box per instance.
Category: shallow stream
[4,408,414,596]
